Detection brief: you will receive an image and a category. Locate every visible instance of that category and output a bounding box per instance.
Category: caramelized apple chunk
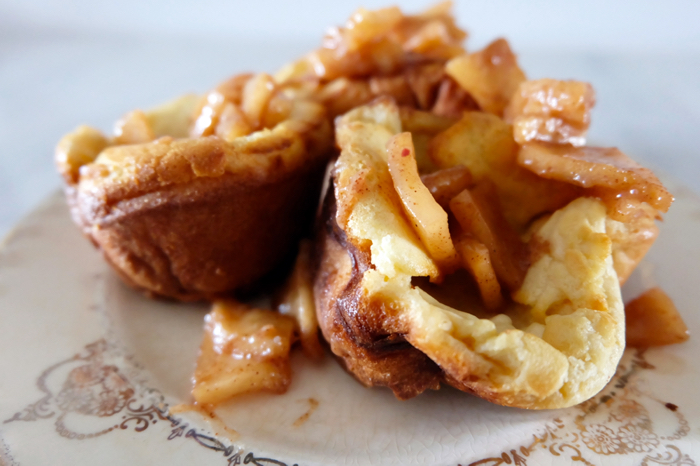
[215,73,254,103]
[369,75,416,107]
[274,4,471,123]
[405,63,446,110]
[429,111,516,175]
[241,73,276,129]
[309,35,404,82]
[114,110,155,145]
[387,132,458,272]
[399,107,458,134]
[144,94,200,139]
[316,71,471,119]
[190,91,228,137]
[431,77,480,117]
[400,2,466,60]
[504,79,596,146]
[55,126,109,184]
[344,6,404,52]
[518,143,673,213]
[605,201,659,285]
[445,38,526,116]
[215,103,254,141]
[626,288,689,347]
[287,3,466,82]
[192,301,296,405]
[399,107,458,173]
[411,133,440,174]
[262,93,294,129]
[190,72,304,142]
[420,165,473,208]
[316,78,374,118]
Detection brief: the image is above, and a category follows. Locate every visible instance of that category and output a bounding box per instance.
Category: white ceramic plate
[1,183,699,466]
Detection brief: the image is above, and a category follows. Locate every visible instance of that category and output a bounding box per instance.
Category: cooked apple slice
[55,126,109,184]
[262,93,294,129]
[402,14,465,61]
[399,106,457,134]
[215,103,254,141]
[369,75,416,107]
[387,132,459,272]
[431,78,480,117]
[429,110,516,175]
[445,38,526,116]
[344,6,403,52]
[518,142,673,213]
[429,111,580,229]
[405,62,445,110]
[605,201,659,285]
[504,79,596,146]
[449,183,528,291]
[144,94,200,139]
[400,107,458,173]
[192,300,296,405]
[420,165,473,208]
[241,73,276,130]
[317,78,374,118]
[215,73,254,103]
[333,99,439,281]
[626,288,689,347]
[190,91,227,138]
[114,110,155,145]
[276,240,324,360]
[454,233,503,310]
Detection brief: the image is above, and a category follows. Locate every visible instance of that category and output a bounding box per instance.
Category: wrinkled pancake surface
[57,76,332,300]
[315,100,629,408]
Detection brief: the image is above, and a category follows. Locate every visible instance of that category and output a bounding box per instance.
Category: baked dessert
[53,2,684,410]
[294,4,676,409]
[314,92,673,408]
[182,3,678,408]
[56,74,332,300]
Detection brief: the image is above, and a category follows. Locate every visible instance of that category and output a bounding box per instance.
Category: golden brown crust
[82,161,326,300]
[314,193,442,399]
[60,88,332,301]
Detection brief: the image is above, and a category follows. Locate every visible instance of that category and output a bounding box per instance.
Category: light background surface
[1,0,699,239]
